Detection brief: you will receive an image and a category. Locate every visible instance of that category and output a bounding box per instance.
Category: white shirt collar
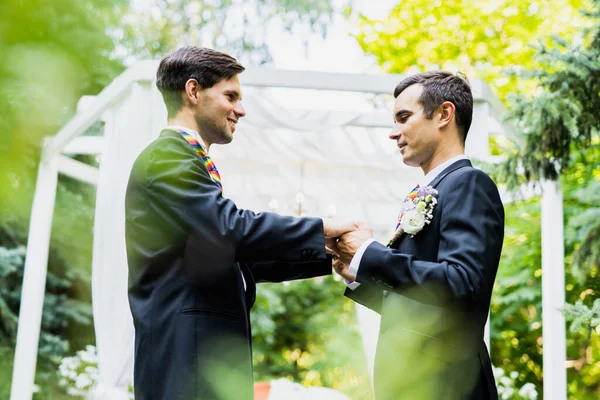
[166,125,208,152]
[418,154,469,187]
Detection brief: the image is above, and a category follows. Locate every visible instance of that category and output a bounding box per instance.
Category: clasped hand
[322,218,374,282]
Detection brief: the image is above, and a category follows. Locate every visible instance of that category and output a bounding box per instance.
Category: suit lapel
[389,159,472,248]
[428,159,472,190]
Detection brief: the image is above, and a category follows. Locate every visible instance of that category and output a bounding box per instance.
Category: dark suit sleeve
[245,255,332,284]
[356,170,504,310]
[145,137,327,266]
[344,284,383,314]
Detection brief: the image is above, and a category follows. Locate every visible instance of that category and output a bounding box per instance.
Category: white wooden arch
[10,61,566,400]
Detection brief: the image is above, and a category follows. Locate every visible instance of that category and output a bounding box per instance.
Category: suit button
[301,249,309,260]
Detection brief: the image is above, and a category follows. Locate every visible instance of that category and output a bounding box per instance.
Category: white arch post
[10,142,59,400]
[541,180,567,399]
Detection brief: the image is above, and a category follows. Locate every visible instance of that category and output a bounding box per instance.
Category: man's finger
[355,220,370,230]
[326,246,338,256]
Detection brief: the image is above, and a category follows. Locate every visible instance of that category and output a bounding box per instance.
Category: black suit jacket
[125,130,331,400]
[346,159,504,400]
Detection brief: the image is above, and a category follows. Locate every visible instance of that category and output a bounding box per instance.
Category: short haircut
[156,46,245,117]
[394,71,473,143]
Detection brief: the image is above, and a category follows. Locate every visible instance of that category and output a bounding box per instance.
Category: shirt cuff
[344,238,376,290]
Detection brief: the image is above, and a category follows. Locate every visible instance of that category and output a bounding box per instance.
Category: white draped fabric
[90,80,162,398]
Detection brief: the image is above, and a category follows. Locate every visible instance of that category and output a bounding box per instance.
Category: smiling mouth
[227,119,237,132]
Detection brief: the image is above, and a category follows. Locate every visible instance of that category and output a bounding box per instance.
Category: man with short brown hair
[125,46,353,400]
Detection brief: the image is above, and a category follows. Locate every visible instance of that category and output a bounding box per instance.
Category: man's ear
[438,101,456,129]
[184,78,201,106]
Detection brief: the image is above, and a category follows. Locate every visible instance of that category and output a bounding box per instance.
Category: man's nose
[234,102,246,118]
[389,126,401,140]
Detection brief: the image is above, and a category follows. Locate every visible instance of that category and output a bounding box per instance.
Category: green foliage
[0,0,125,167]
[489,151,600,399]
[350,0,588,100]
[490,198,544,390]
[562,153,600,398]
[565,176,600,280]
[113,0,337,64]
[496,0,600,185]
[251,277,374,399]
[0,0,121,394]
[0,246,93,398]
[562,150,600,277]
[564,299,600,336]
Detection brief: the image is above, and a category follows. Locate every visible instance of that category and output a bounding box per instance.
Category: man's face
[194,75,246,145]
[389,84,441,168]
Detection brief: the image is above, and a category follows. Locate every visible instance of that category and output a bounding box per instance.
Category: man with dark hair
[125,46,354,400]
[392,71,473,144]
[333,71,504,400]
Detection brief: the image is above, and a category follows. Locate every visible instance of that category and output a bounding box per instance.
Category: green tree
[350,0,588,99]
[498,3,600,184]
[251,278,374,399]
[0,247,93,399]
[490,150,600,399]
[488,0,600,393]
[112,0,337,64]
[0,0,125,397]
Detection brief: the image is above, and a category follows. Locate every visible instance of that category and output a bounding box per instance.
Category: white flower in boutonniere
[387,185,438,246]
[400,208,426,235]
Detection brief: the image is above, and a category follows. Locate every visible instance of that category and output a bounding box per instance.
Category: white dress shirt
[345,154,469,290]
[166,125,247,291]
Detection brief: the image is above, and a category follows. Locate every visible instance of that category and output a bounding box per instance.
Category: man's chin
[216,131,234,144]
[401,155,417,167]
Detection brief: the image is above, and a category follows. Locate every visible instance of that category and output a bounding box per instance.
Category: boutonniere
[387,185,438,246]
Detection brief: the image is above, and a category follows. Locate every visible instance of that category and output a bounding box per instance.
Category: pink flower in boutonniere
[387,185,438,246]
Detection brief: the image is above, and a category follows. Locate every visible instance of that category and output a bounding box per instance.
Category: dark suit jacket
[125,130,331,400]
[346,159,504,400]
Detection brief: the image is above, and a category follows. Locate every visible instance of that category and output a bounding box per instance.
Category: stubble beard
[196,115,233,146]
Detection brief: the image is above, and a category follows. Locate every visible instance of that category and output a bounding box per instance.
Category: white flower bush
[58,345,100,397]
[493,366,538,400]
[58,345,134,398]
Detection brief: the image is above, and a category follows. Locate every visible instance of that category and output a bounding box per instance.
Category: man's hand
[332,257,356,282]
[323,218,356,257]
[322,218,357,239]
[325,237,340,257]
[337,221,374,264]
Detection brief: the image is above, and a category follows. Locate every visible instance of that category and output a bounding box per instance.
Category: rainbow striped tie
[174,129,223,192]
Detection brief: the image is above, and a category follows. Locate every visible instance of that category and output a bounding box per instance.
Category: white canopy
[10,61,567,400]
